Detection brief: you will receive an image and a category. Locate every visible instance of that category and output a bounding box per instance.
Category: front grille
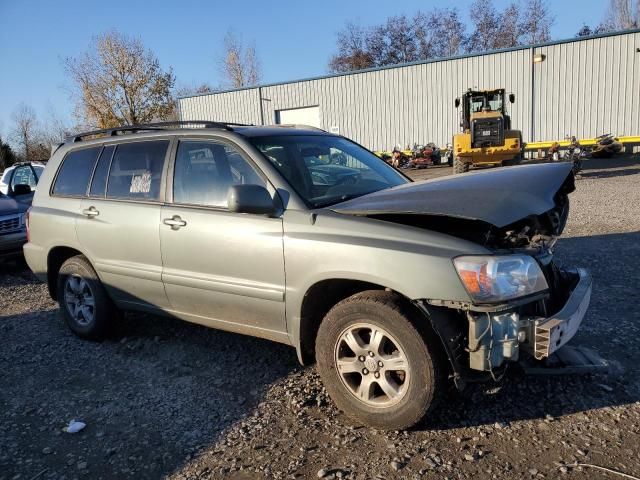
[0,215,22,235]
[471,118,504,148]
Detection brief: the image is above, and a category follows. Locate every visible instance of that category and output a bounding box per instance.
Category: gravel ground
[1,156,639,480]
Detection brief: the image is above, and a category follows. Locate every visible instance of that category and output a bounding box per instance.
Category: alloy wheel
[63,275,95,326]
[334,323,410,407]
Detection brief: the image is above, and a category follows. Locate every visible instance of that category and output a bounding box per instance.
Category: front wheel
[315,291,444,430]
[453,156,470,174]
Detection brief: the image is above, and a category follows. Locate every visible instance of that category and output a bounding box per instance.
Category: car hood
[331,162,575,228]
[0,195,30,216]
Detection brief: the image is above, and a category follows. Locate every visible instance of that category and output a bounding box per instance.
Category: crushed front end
[334,162,592,383]
[461,265,591,373]
[416,167,592,382]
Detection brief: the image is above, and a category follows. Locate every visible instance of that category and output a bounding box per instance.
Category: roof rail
[275,124,326,132]
[65,120,253,143]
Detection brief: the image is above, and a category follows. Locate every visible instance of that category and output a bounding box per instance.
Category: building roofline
[178,28,640,101]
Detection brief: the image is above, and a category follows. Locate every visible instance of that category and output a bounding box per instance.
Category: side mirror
[509,93,515,103]
[227,184,275,215]
[12,184,32,196]
[454,98,460,108]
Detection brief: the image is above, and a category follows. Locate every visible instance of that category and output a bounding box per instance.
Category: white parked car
[0,162,45,195]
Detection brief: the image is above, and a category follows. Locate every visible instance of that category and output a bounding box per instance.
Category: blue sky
[0,0,606,141]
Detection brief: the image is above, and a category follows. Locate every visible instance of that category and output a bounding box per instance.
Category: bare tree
[10,103,38,161]
[598,0,639,31]
[40,106,74,148]
[219,31,262,88]
[328,9,465,73]
[434,9,466,57]
[375,15,420,65]
[494,3,521,48]
[64,31,175,129]
[175,83,216,98]
[328,22,375,73]
[576,24,594,36]
[466,0,501,53]
[519,0,554,44]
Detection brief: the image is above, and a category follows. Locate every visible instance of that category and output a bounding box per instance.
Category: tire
[57,255,116,340]
[453,156,470,174]
[315,290,445,430]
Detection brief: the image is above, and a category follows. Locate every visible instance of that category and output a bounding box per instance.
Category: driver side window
[173,140,266,208]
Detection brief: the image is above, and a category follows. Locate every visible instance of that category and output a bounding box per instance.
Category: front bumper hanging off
[465,267,592,372]
[531,268,592,360]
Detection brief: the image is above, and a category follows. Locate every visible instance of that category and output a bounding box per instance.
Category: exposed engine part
[467,311,520,372]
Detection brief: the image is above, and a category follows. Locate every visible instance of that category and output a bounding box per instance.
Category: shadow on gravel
[421,231,640,432]
[0,299,299,478]
[0,257,31,279]
[577,154,640,179]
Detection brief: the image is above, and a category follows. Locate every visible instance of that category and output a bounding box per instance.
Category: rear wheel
[57,255,117,340]
[316,291,444,430]
[453,156,470,174]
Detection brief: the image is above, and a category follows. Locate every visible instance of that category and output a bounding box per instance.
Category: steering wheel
[333,174,358,186]
[332,153,347,166]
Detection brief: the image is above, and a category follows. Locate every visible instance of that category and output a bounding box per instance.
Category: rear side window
[53,147,102,196]
[89,146,115,197]
[106,141,169,201]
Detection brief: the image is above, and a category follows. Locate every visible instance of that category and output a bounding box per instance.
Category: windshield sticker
[130,172,152,194]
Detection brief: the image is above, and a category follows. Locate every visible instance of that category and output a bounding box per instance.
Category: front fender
[282,210,488,348]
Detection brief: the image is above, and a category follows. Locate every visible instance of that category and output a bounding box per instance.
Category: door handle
[82,206,99,217]
[163,215,187,230]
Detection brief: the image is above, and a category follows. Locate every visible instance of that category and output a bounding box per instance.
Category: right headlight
[454,255,548,303]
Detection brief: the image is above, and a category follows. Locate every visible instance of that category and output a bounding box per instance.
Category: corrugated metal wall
[179,31,640,151]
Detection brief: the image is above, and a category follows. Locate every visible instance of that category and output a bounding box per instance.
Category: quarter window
[173,140,266,208]
[106,141,169,201]
[53,147,102,196]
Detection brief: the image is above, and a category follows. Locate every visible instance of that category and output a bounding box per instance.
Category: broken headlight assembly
[454,255,548,303]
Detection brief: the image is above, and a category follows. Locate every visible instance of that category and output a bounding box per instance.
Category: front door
[160,138,287,342]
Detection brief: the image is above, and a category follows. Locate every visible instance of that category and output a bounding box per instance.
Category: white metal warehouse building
[178,29,640,152]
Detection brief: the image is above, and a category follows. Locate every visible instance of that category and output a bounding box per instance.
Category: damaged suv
[24,122,590,430]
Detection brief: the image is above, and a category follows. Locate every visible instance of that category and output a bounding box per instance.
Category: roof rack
[65,120,253,143]
[275,124,326,132]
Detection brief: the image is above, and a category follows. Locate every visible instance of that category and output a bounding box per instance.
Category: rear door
[159,137,287,342]
[76,139,172,310]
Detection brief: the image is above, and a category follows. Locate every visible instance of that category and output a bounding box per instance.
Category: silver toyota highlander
[24,121,591,429]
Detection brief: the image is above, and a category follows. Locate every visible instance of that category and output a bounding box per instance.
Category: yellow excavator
[452,88,523,173]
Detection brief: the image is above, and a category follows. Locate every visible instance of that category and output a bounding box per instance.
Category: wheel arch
[46,246,88,301]
[296,278,441,366]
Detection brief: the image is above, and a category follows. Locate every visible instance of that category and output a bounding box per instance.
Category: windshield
[469,92,504,112]
[486,92,503,112]
[250,135,409,208]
